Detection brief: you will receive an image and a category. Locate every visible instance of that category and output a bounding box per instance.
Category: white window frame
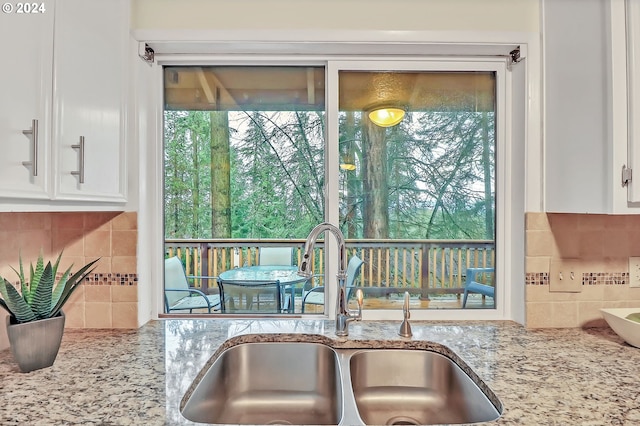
[134,30,539,325]
[327,59,507,321]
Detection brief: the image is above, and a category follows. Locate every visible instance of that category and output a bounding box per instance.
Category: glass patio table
[218,265,308,313]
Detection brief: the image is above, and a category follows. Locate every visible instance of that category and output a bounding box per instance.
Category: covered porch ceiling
[164,66,496,112]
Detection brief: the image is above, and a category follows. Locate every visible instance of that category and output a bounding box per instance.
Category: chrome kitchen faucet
[298,222,363,336]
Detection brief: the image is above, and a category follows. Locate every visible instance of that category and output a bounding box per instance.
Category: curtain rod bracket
[138,43,155,64]
[506,47,522,71]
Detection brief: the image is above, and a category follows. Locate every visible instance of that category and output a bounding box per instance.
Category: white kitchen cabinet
[627,0,640,203]
[0,0,128,207]
[0,2,53,199]
[52,0,128,202]
[543,0,635,213]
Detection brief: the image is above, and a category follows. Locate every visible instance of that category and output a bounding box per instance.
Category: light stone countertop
[0,319,639,425]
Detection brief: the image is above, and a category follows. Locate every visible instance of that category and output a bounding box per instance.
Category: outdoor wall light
[340,150,356,171]
[339,161,356,171]
[340,140,357,171]
[368,107,405,127]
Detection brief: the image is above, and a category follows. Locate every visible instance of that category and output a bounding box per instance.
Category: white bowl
[600,308,640,348]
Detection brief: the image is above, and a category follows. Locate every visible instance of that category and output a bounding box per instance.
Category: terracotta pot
[6,312,65,373]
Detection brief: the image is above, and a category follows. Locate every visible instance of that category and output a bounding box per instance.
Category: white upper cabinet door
[626,0,640,204]
[0,2,53,199]
[543,0,635,213]
[52,0,128,202]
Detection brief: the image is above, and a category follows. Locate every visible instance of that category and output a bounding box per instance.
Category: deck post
[200,242,211,293]
[420,243,430,300]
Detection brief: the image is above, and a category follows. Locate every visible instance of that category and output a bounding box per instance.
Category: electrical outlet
[629,257,640,288]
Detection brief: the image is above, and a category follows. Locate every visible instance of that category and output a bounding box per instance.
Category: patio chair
[462,267,495,308]
[164,256,221,313]
[218,278,290,313]
[259,247,294,266]
[301,255,364,313]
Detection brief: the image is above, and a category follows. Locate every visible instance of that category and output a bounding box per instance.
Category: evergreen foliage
[164,108,494,241]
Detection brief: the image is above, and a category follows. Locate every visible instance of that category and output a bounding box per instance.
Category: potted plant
[0,251,99,372]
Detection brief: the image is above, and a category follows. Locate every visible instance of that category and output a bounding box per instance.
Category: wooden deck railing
[165,238,495,298]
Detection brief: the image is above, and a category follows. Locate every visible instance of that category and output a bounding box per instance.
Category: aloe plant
[0,252,99,324]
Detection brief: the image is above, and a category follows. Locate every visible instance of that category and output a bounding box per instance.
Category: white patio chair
[301,255,364,313]
[258,247,294,266]
[164,256,221,313]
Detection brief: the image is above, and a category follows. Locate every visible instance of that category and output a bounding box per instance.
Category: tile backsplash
[0,211,138,334]
[526,212,640,328]
[2,210,638,340]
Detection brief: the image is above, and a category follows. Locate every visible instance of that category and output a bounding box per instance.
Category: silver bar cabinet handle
[21,119,38,176]
[71,136,85,183]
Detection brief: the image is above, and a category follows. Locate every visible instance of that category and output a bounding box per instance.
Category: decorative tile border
[84,273,138,286]
[525,272,549,286]
[525,272,627,286]
[7,272,138,288]
[583,272,627,286]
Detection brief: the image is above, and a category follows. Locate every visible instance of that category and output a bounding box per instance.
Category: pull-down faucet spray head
[298,222,348,279]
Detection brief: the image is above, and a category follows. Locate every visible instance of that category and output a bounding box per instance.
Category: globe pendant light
[368,107,405,127]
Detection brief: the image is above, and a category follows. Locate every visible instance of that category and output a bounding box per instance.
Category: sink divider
[335,348,368,426]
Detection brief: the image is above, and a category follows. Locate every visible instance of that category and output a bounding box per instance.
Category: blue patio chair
[164,256,221,313]
[301,255,364,313]
[462,267,495,308]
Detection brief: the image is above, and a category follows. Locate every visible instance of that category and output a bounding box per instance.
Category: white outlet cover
[629,257,640,288]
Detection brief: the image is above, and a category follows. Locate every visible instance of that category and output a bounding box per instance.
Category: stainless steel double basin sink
[181,339,502,425]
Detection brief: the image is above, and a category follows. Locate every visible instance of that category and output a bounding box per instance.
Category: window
[162,60,502,316]
[163,66,325,240]
[336,66,496,312]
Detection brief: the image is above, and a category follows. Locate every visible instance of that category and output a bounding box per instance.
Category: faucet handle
[352,288,364,320]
